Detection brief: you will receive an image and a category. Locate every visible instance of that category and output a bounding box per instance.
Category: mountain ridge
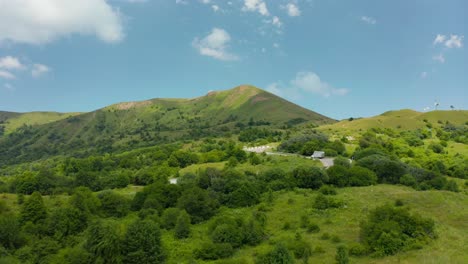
[320,108,468,132]
[0,85,334,165]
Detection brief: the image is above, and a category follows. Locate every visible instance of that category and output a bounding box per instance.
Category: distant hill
[0,111,80,135]
[319,109,468,132]
[0,85,334,165]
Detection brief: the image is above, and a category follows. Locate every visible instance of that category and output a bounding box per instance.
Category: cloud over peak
[292,72,349,97]
[193,28,239,61]
[267,71,349,98]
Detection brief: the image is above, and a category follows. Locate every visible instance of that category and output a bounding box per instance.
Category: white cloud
[271,16,282,27]
[420,72,428,79]
[433,54,445,63]
[0,56,25,70]
[433,34,446,45]
[31,64,51,77]
[361,16,376,25]
[200,0,211,3]
[283,3,301,17]
[268,71,349,98]
[212,5,220,12]
[0,0,124,45]
[433,34,464,48]
[292,72,348,97]
[243,0,269,16]
[176,0,188,4]
[266,82,283,96]
[273,43,280,48]
[192,28,239,61]
[0,70,16,80]
[445,35,463,48]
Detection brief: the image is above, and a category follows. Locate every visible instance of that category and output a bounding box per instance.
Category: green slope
[320,109,468,132]
[0,85,335,165]
[0,111,80,135]
[156,184,467,263]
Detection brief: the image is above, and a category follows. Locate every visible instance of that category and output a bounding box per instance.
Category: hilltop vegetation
[0,87,467,263]
[321,109,468,132]
[0,111,80,136]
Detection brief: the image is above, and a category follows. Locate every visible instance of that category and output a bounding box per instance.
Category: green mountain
[320,109,468,132]
[0,85,334,165]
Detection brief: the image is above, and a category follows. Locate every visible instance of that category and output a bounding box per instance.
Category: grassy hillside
[0,111,80,135]
[0,85,335,165]
[1,184,466,264]
[222,185,468,264]
[320,109,468,132]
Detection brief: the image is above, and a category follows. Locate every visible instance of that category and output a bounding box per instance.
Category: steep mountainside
[0,85,334,165]
[320,109,468,132]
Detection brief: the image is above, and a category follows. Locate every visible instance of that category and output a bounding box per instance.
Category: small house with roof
[311,151,325,159]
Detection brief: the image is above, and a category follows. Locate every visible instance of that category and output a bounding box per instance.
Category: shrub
[335,245,349,264]
[288,239,311,259]
[300,215,309,228]
[161,208,182,229]
[324,148,338,157]
[327,165,349,187]
[429,143,444,154]
[313,194,343,210]
[314,245,325,253]
[394,199,404,206]
[331,235,341,243]
[444,180,459,192]
[256,243,294,264]
[0,215,25,249]
[348,166,377,186]
[353,148,387,160]
[122,219,165,264]
[348,243,368,256]
[194,242,234,260]
[307,223,320,233]
[97,191,130,218]
[293,166,328,189]
[334,156,351,168]
[242,219,264,246]
[319,185,337,195]
[360,204,436,256]
[174,211,191,239]
[320,233,330,240]
[177,187,219,223]
[211,224,244,248]
[400,174,417,187]
[356,155,407,184]
[20,192,47,224]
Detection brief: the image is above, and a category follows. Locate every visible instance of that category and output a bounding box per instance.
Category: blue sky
[0,0,466,119]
